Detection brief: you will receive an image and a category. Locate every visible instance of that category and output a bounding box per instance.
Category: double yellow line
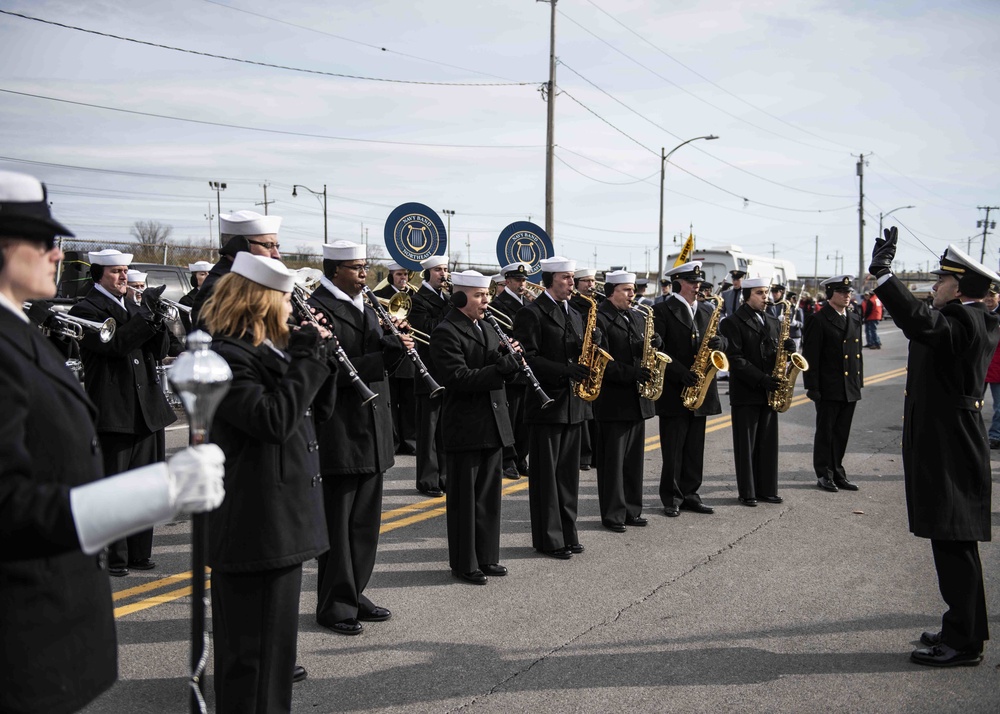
[114,365,906,619]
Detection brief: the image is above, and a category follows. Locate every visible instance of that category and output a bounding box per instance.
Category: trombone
[373,291,431,345]
[129,288,190,321]
[24,303,116,343]
[484,304,514,331]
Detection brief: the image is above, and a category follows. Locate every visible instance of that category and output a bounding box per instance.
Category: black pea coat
[208,336,334,572]
[594,300,655,422]
[490,289,531,388]
[373,284,415,379]
[430,309,515,451]
[801,304,864,402]
[653,296,724,418]
[308,286,402,476]
[191,256,232,327]
[0,308,117,714]
[407,284,449,395]
[68,288,176,434]
[512,293,588,425]
[178,286,198,333]
[875,276,999,541]
[718,303,781,405]
[568,292,599,420]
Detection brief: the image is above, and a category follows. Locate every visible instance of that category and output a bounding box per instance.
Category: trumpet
[24,303,116,343]
[521,282,544,300]
[129,288,190,321]
[373,292,431,345]
[363,286,443,397]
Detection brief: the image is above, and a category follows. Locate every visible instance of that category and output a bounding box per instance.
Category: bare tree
[130,220,173,246]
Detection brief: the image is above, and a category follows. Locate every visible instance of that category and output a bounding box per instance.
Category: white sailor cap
[126,270,147,283]
[741,276,772,289]
[188,261,213,273]
[931,244,1000,286]
[322,240,365,261]
[665,261,704,280]
[539,256,576,273]
[574,268,597,279]
[386,261,405,271]
[451,270,491,289]
[0,170,74,240]
[605,269,636,285]
[501,262,530,278]
[821,274,855,291]
[219,210,282,236]
[490,273,505,284]
[88,249,133,266]
[420,254,449,270]
[231,252,295,293]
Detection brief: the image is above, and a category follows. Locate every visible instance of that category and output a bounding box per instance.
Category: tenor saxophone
[572,291,613,402]
[632,303,671,401]
[681,295,729,411]
[767,299,809,413]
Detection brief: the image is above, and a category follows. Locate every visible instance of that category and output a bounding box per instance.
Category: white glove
[166,444,226,515]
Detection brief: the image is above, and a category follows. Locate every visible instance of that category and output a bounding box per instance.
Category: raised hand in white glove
[166,444,226,514]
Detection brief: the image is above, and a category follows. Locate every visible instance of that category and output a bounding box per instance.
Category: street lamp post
[441,209,455,260]
[292,184,328,244]
[209,181,226,247]
[658,135,718,279]
[878,205,915,244]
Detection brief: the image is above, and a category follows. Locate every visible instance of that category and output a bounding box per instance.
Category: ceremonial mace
[169,331,232,714]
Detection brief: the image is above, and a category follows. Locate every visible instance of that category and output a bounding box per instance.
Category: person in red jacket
[983,285,1000,448]
[862,290,884,348]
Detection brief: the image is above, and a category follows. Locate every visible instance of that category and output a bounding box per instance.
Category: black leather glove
[566,363,591,381]
[707,335,725,351]
[496,352,520,376]
[760,375,782,392]
[140,284,167,322]
[783,338,796,352]
[680,370,699,387]
[632,366,652,384]
[869,226,897,278]
[288,324,324,360]
[651,334,663,349]
[806,389,822,401]
[591,327,604,344]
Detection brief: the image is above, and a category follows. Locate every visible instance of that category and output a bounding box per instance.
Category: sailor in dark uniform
[801,275,864,493]
[871,231,999,667]
[178,260,212,333]
[720,269,746,318]
[373,261,417,456]
[570,267,601,472]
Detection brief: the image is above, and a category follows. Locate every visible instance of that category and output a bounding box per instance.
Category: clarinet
[361,286,444,398]
[483,306,554,409]
[292,286,378,405]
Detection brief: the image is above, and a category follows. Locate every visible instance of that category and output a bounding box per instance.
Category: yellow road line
[114,582,207,618]
[112,570,194,601]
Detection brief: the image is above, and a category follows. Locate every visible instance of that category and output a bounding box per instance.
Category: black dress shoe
[502,466,521,480]
[128,558,156,570]
[759,495,783,504]
[579,464,592,471]
[481,563,508,577]
[910,644,983,667]
[602,521,626,533]
[418,486,444,498]
[568,543,584,554]
[292,665,307,683]
[326,618,363,636]
[663,507,680,517]
[680,500,714,514]
[109,566,129,577]
[833,477,859,491]
[738,497,758,507]
[625,516,648,527]
[453,569,488,585]
[358,606,392,622]
[539,547,573,560]
[817,477,839,492]
[920,631,942,647]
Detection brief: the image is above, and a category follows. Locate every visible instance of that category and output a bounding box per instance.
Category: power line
[0,155,261,183]
[555,153,658,185]
[0,10,535,87]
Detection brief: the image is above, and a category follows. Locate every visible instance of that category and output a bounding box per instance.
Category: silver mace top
[168,330,232,444]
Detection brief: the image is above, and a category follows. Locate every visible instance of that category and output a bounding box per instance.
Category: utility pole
[204,203,214,243]
[539,0,557,241]
[976,206,998,263]
[209,181,226,246]
[771,243,776,259]
[256,181,274,215]
[856,154,865,279]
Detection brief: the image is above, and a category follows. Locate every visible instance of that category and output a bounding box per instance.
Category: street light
[878,205,915,241]
[292,184,328,244]
[209,181,226,247]
[658,135,718,278]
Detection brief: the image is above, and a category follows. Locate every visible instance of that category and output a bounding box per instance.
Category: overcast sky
[2,0,997,279]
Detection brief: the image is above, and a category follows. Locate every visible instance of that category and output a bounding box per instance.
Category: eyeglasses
[341,263,369,272]
[248,240,280,251]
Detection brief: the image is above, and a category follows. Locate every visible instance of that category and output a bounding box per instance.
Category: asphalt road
[84,322,1000,713]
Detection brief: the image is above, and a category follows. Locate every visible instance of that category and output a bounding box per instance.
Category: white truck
[665,244,798,289]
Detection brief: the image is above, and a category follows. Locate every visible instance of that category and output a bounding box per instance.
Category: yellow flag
[673,234,694,267]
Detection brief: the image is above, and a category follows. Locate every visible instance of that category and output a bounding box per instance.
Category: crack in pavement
[449,509,788,712]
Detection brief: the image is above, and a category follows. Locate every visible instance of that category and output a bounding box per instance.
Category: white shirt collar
[95,283,126,308]
[0,292,29,323]
[321,276,365,314]
[504,286,523,305]
[669,291,695,312]
[544,289,567,311]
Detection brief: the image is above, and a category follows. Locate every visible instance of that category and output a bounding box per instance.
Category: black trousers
[502,384,530,473]
[415,393,446,491]
[211,563,302,714]
[931,539,989,651]
[445,448,503,572]
[389,375,416,454]
[730,404,779,500]
[596,420,645,524]
[813,400,856,481]
[316,472,383,625]
[579,417,599,468]
[527,422,582,551]
[658,411,707,509]
[100,429,164,567]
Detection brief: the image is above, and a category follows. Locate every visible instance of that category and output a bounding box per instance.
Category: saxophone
[632,303,671,401]
[681,295,729,411]
[572,291,614,402]
[767,299,809,413]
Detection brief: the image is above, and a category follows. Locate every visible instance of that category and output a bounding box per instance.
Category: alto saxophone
[767,299,809,413]
[572,291,613,402]
[632,303,671,401]
[681,295,729,411]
